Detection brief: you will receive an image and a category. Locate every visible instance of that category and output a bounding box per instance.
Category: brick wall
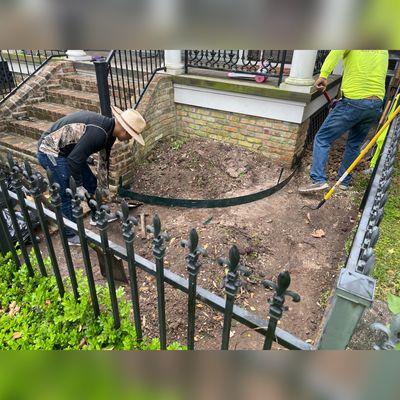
[176,104,309,166]
[108,74,176,190]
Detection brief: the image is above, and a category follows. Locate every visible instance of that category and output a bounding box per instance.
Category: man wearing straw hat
[37,106,146,246]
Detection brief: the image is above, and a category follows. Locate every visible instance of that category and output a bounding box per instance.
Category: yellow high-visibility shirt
[319,50,388,100]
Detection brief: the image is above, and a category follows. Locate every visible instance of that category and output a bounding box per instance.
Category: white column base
[164,50,184,76]
[280,80,315,94]
[66,50,92,62]
[165,66,185,75]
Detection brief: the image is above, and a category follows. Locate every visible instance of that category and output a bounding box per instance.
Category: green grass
[372,156,400,299]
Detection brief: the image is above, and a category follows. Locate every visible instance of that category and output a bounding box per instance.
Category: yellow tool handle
[324,104,400,202]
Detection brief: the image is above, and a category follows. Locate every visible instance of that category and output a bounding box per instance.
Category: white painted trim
[174,84,306,123]
[174,83,341,124]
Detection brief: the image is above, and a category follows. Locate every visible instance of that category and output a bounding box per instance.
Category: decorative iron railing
[184,50,292,85]
[94,50,165,116]
[0,154,311,350]
[0,50,65,105]
[313,50,330,76]
[318,114,400,349]
[305,102,330,149]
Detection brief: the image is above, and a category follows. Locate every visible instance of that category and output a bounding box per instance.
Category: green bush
[0,252,183,350]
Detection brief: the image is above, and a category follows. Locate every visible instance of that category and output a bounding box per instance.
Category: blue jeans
[310,98,382,186]
[37,152,97,237]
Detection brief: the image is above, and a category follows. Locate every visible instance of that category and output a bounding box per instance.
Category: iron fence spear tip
[121,200,130,219]
[153,214,161,235]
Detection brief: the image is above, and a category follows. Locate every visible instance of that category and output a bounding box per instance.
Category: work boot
[67,235,81,247]
[298,181,329,194]
[338,184,349,191]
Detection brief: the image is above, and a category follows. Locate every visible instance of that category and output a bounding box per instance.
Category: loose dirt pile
[44,135,368,349]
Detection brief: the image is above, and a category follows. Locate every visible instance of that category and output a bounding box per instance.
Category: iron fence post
[0,207,15,258]
[93,58,111,191]
[218,245,242,350]
[25,161,64,296]
[91,189,121,328]
[181,228,207,350]
[94,59,112,118]
[317,269,375,349]
[67,177,100,313]
[262,270,300,350]
[0,163,20,266]
[118,201,142,342]
[146,214,169,350]
[0,160,29,272]
[46,168,79,299]
[8,154,47,276]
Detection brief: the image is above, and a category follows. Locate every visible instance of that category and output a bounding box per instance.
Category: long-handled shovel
[305,103,400,210]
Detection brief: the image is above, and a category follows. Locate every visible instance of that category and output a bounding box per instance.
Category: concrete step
[46,88,100,112]
[27,102,82,122]
[7,118,52,140]
[0,132,40,167]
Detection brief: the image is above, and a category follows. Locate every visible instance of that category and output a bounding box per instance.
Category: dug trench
[37,135,368,350]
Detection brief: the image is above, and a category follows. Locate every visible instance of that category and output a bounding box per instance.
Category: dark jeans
[310,98,382,186]
[37,152,97,237]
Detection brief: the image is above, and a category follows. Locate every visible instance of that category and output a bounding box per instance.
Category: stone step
[0,132,40,166]
[7,118,52,140]
[46,88,100,112]
[27,102,82,122]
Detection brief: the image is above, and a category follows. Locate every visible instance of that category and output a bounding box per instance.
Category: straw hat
[111,105,146,146]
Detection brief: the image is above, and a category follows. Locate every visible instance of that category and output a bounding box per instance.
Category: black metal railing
[313,50,330,76]
[185,50,292,85]
[0,50,65,105]
[305,103,330,149]
[346,116,400,276]
[94,50,165,115]
[318,113,400,349]
[0,153,312,350]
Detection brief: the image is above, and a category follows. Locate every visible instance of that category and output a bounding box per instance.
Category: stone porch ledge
[172,74,341,104]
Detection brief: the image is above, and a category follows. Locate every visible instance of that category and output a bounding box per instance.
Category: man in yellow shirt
[299,50,388,194]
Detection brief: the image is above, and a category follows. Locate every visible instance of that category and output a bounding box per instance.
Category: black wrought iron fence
[185,50,291,85]
[305,103,330,149]
[0,153,311,350]
[94,50,165,116]
[318,114,400,349]
[347,116,400,276]
[313,50,330,76]
[0,50,65,104]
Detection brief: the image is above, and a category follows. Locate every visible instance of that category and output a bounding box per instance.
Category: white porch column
[280,50,318,93]
[164,50,184,75]
[66,50,91,61]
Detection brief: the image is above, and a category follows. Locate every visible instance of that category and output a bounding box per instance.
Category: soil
[35,135,369,350]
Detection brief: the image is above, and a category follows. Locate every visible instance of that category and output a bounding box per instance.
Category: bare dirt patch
[38,135,367,349]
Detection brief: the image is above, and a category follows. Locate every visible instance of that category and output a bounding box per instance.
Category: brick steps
[60,74,99,93]
[7,118,52,140]
[46,88,100,112]
[27,102,82,122]
[60,73,143,100]
[0,132,40,167]
[2,71,109,170]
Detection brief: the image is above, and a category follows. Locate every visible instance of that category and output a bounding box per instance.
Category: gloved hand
[76,186,88,198]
